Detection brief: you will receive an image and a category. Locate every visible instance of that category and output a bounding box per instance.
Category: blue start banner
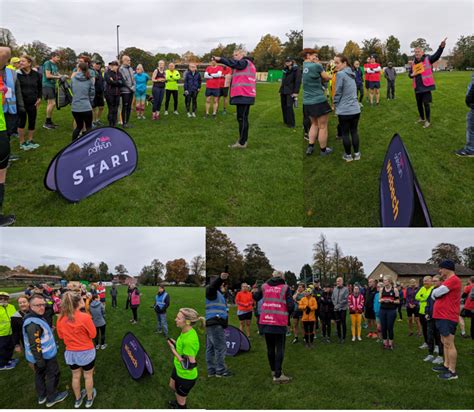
[380,134,432,227]
[225,325,251,356]
[44,127,138,202]
[121,332,154,380]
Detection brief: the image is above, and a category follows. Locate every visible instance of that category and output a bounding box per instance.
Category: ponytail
[78,62,91,80]
[60,291,82,321]
[179,308,205,330]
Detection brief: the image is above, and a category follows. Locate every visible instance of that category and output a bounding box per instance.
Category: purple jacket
[406,287,419,308]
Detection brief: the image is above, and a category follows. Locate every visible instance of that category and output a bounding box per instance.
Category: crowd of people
[0,281,204,409]
[205,262,473,384]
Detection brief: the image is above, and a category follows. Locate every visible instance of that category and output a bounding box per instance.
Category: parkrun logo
[124,344,138,368]
[393,151,405,178]
[88,137,112,156]
[386,159,399,221]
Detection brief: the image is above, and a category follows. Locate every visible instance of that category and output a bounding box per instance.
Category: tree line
[0,27,302,72]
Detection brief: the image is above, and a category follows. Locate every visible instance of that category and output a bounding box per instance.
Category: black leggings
[72,111,93,141]
[18,103,37,130]
[320,312,332,337]
[420,314,428,344]
[334,310,347,339]
[0,131,10,170]
[185,91,198,113]
[415,92,431,122]
[264,333,286,378]
[338,113,360,155]
[121,93,133,125]
[398,303,403,320]
[236,104,250,145]
[303,321,315,343]
[131,307,138,321]
[106,94,120,127]
[427,319,443,356]
[94,325,106,346]
[379,308,397,340]
[165,90,178,111]
[356,83,364,103]
[152,87,165,112]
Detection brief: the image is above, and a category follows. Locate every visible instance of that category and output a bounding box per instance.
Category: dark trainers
[74,389,87,408]
[438,371,458,380]
[292,337,298,344]
[46,391,68,408]
[455,148,474,157]
[320,147,333,156]
[432,365,449,373]
[0,214,15,227]
[43,123,55,130]
[38,396,47,405]
[85,388,97,408]
[216,370,233,378]
[305,145,314,156]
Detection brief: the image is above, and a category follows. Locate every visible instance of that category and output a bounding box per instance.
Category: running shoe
[101,344,107,350]
[419,342,429,349]
[173,111,179,115]
[432,356,444,365]
[216,370,233,378]
[343,154,353,162]
[422,121,431,128]
[305,145,314,156]
[187,112,192,118]
[29,140,40,149]
[43,123,55,130]
[438,371,458,380]
[20,142,32,151]
[353,152,361,161]
[423,354,435,362]
[46,391,68,408]
[320,147,333,157]
[38,396,47,405]
[273,374,292,384]
[432,365,449,373]
[84,388,97,408]
[74,389,87,409]
[455,148,474,157]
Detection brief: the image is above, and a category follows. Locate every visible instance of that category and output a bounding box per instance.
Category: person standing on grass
[183,63,202,118]
[213,49,256,149]
[23,294,69,407]
[56,292,97,408]
[205,272,232,378]
[42,51,64,129]
[364,279,378,338]
[17,55,41,151]
[365,55,381,106]
[396,283,404,321]
[151,60,166,120]
[220,64,232,114]
[11,295,30,354]
[235,283,253,338]
[104,61,123,127]
[91,61,105,126]
[167,308,204,409]
[110,284,118,308]
[298,288,317,348]
[70,62,95,141]
[409,37,446,129]
[319,285,334,343]
[154,284,170,337]
[254,270,295,384]
[384,62,397,100]
[332,277,348,344]
[379,275,400,350]
[279,57,302,129]
[353,60,364,106]
[363,57,370,102]
[415,276,433,350]
[348,285,365,342]
[461,276,474,340]
[333,54,362,163]
[97,282,106,308]
[406,279,422,337]
[89,295,106,350]
[119,55,136,128]
[0,291,18,370]
[291,283,305,344]
[134,64,149,120]
[164,63,180,115]
[424,275,444,365]
[302,48,333,157]
[125,284,132,310]
[455,72,474,157]
[129,284,141,324]
[431,260,462,380]
[204,57,223,118]
[373,282,383,342]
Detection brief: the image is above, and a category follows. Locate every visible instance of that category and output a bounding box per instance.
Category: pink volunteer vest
[259,283,289,326]
[413,56,435,88]
[230,59,257,98]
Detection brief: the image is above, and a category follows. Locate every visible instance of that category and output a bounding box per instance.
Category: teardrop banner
[121,332,154,380]
[44,126,138,202]
[224,325,251,356]
[379,134,432,227]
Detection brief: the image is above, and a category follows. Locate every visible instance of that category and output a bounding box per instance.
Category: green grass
[6,83,302,226]
[304,71,474,227]
[203,306,474,409]
[0,286,25,294]
[2,286,206,409]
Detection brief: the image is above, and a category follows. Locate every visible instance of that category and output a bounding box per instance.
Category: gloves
[305,307,311,314]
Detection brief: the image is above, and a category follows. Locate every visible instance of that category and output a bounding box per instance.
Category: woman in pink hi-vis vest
[129,285,141,324]
[213,49,256,149]
[408,37,446,129]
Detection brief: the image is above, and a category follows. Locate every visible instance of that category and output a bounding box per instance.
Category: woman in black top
[11,295,30,352]
[151,60,166,120]
[104,61,123,127]
[379,275,400,350]
[17,55,42,151]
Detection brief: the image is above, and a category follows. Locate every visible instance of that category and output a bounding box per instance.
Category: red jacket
[348,293,365,314]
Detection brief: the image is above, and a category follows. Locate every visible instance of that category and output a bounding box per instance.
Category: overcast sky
[0,228,204,275]
[217,228,473,276]
[304,0,473,55]
[4,0,302,63]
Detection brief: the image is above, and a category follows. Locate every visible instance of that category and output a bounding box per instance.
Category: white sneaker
[343,154,353,162]
[101,344,107,350]
[419,343,429,349]
[434,345,439,354]
[423,354,434,362]
[423,121,431,128]
[173,111,179,115]
[141,115,146,120]
[353,152,361,161]
[187,112,192,118]
[432,356,444,364]
[164,111,168,115]
[192,112,196,117]
[95,344,100,350]
[357,336,362,341]
[352,336,356,342]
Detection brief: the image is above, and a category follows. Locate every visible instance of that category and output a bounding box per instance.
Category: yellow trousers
[351,313,362,338]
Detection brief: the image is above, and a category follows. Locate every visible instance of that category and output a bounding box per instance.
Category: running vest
[205,290,228,321]
[22,316,57,363]
[0,304,16,336]
[1,68,17,114]
[413,56,435,89]
[130,290,140,306]
[230,59,256,98]
[259,283,289,326]
[155,292,168,310]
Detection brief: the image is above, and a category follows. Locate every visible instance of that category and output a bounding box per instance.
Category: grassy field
[6,83,302,226]
[203,305,474,410]
[303,71,474,227]
[2,286,206,409]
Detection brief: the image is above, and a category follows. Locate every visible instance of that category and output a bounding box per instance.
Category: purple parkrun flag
[380,134,432,227]
[121,332,154,380]
[44,127,138,202]
[224,325,251,356]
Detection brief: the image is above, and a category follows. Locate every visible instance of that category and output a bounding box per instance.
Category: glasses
[31,303,46,308]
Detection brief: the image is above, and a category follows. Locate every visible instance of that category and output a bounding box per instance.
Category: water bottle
[293,96,298,108]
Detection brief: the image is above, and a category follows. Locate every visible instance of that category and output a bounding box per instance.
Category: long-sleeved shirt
[206,276,228,328]
[218,57,256,105]
[384,67,397,81]
[332,286,349,311]
[408,46,444,93]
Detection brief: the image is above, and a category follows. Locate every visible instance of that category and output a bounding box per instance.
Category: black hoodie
[279,64,302,95]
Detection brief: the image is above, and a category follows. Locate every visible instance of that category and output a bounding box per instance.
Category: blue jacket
[71,72,95,112]
[334,67,361,116]
[353,67,364,86]
[184,70,202,93]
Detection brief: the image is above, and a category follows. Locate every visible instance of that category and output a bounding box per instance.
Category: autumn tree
[342,41,361,65]
[340,256,365,285]
[81,262,98,282]
[20,41,52,66]
[0,28,17,49]
[243,243,274,285]
[384,35,402,66]
[281,30,303,65]
[284,271,297,287]
[188,255,205,285]
[313,234,331,284]
[410,38,432,53]
[317,45,337,61]
[428,243,462,265]
[462,247,474,270]
[120,47,155,72]
[299,264,313,284]
[449,35,474,70]
[165,259,189,284]
[252,34,282,71]
[98,262,109,280]
[361,38,383,62]
[330,242,344,281]
[65,262,81,281]
[55,47,77,72]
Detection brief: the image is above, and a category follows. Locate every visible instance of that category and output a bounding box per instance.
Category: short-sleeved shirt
[433,274,462,322]
[173,328,200,380]
[303,62,326,105]
[42,60,59,88]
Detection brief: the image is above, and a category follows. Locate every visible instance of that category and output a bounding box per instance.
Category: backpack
[56,77,73,110]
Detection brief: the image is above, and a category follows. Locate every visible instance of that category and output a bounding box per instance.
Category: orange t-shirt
[56,310,97,351]
[236,291,253,312]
